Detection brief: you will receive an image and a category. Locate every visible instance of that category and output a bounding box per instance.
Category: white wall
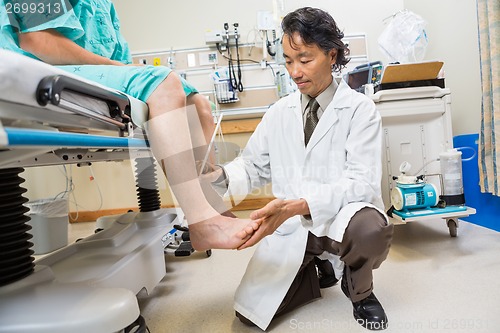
[114,0,481,136]
[113,0,275,52]
[282,0,404,66]
[404,0,481,135]
[114,0,403,63]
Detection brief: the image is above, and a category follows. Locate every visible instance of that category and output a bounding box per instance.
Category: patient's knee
[147,72,185,116]
[160,72,184,93]
[190,94,213,121]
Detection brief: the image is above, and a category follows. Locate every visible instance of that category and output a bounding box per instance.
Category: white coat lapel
[287,92,307,157]
[305,80,352,152]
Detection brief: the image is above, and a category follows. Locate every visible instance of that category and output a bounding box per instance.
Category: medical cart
[369,85,475,236]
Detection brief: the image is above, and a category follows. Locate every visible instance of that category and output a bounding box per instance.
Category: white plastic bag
[378,10,428,63]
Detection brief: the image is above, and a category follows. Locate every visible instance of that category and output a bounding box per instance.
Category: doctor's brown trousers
[275,207,394,318]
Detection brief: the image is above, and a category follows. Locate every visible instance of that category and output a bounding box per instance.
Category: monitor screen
[347,68,370,91]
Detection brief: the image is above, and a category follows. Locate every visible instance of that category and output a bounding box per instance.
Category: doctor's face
[283,32,337,98]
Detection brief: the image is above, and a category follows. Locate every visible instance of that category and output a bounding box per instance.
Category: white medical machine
[0,50,190,333]
[366,76,475,236]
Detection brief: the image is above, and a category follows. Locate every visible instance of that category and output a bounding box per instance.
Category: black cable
[216,48,260,64]
[266,62,276,77]
[223,23,237,93]
[234,27,244,92]
[214,32,271,91]
[265,30,276,57]
[224,23,240,93]
[215,38,259,64]
[229,53,236,90]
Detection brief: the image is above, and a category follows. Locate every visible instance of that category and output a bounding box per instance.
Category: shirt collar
[301,78,338,114]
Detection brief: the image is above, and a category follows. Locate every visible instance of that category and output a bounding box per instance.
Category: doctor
[217,7,394,331]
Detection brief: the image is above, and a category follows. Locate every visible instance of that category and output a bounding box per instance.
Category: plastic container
[214,79,238,104]
[26,198,69,255]
[439,148,465,205]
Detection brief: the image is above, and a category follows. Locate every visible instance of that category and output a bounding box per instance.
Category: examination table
[0,49,184,333]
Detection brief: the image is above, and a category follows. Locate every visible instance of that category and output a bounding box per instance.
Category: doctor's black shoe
[314,257,339,288]
[341,271,388,330]
[235,311,257,327]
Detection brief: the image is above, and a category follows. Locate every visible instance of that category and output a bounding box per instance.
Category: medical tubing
[215,40,261,70]
[229,50,239,91]
[227,24,244,92]
[89,165,104,211]
[0,168,35,287]
[225,24,236,92]
[234,25,244,92]
[134,157,161,212]
[266,30,276,57]
[414,158,439,175]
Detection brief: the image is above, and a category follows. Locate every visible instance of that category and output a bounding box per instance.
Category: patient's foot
[189,215,261,251]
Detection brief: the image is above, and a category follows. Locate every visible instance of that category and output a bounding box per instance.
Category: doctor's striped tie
[304,98,320,146]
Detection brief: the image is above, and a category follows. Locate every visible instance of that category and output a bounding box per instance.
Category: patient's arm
[18,29,124,66]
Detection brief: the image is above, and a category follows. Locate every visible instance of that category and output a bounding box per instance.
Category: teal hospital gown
[0,0,197,102]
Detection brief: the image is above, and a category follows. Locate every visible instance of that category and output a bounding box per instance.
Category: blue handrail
[3,127,148,149]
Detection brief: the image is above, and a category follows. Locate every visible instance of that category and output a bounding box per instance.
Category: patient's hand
[188,215,261,251]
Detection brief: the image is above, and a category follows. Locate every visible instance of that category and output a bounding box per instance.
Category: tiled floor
[63,216,500,333]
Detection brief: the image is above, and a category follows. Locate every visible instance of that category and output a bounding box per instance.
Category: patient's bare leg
[186,93,216,167]
[145,73,259,250]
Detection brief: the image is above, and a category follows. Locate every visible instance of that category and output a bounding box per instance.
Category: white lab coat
[224,79,386,330]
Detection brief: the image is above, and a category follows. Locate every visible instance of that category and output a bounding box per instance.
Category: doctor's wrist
[283,198,310,218]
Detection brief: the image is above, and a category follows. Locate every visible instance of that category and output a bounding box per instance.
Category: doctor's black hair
[281,7,350,72]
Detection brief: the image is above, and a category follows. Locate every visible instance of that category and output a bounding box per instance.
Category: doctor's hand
[238,198,308,250]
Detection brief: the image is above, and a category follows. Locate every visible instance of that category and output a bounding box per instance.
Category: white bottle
[439,149,465,205]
